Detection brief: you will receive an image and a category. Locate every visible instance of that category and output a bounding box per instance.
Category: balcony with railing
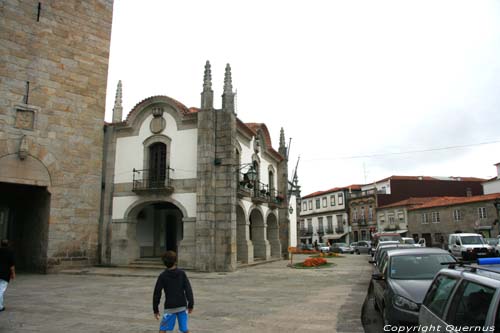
[335,227,345,234]
[299,229,313,237]
[132,168,174,194]
[237,173,285,207]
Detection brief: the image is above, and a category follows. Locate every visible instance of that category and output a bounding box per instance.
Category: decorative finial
[280,127,285,147]
[223,64,233,95]
[222,63,235,112]
[112,80,123,123]
[203,60,212,91]
[201,61,214,109]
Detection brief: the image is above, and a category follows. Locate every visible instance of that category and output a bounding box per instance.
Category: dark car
[370,243,414,267]
[419,258,500,330]
[371,247,455,326]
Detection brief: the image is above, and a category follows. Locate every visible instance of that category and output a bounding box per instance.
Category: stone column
[237,217,254,264]
[110,219,139,265]
[178,217,196,269]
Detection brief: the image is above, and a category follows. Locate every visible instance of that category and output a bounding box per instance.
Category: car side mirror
[372,272,384,280]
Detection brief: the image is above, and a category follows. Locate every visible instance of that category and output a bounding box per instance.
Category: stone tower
[278,128,290,257]
[0,1,114,272]
[195,63,238,271]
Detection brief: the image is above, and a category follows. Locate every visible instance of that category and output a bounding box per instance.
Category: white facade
[299,188,350,245]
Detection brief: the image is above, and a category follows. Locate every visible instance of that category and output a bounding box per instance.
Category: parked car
[419,257,500,330]
[318,243,330,253]
[351,241,371,255]
[448,233,495,260]
[299,243,314,251]
[401,237,419,247]
[371,233,403,256]
[372,247,455,326]
[330,242,354,254]
[370,243,414,267]
[371,240,401,260]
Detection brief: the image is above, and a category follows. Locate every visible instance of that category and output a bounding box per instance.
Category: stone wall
[0,0,113,270]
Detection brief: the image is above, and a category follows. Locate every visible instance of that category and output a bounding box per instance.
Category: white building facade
[299,186,356,245]
[101,62,290,271]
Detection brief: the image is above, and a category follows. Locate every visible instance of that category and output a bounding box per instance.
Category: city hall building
[0,1,289,273]
[101,62,290,271]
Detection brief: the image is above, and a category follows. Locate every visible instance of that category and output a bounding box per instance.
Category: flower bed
[310,252,343,258]
[293,257,333,269]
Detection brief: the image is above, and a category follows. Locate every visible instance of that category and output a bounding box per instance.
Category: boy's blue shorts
[159,310,188,332]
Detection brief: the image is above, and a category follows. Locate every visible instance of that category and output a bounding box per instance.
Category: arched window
[149,142,166,188]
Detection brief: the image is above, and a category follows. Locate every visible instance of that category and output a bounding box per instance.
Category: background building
[299,185,361,245]
[408,193,500,248]
[0,0,114,272]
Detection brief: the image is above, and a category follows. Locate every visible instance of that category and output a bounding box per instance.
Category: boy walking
[153,251,194,333]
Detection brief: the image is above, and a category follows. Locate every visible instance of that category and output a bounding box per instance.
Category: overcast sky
[105,0,500,195]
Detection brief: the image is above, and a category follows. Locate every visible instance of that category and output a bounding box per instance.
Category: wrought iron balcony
[132,168,174,194]
[325,228,334,234]
[299,229,313,236]
[335,227,345,234]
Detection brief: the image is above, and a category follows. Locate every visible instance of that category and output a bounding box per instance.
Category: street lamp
[237,163,257,188]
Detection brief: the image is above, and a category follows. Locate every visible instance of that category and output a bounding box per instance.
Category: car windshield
[337,243,348,247]
[390,254,455,280]
[379,236,401,242]
[402,238,415,245]
[461,236,485,245]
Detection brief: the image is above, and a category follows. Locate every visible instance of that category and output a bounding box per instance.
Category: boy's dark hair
[162,251,177,268]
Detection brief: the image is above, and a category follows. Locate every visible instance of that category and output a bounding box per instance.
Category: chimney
[466,187,472,197]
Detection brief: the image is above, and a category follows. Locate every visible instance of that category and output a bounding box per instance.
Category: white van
[448,233,495,260]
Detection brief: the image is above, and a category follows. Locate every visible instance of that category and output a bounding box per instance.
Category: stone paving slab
[0,254,372,333]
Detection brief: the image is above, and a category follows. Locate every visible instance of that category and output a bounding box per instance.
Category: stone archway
[249,208,270,260]
[237,204,253,264]
[135,202,183,258]
[111,199,186,265]
[266,212,281,258]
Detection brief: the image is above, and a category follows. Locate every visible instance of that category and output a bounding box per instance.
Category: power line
[303,139,500,162]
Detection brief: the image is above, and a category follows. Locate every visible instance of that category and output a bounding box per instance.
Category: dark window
[423,274,459,319]
[446,280,495,327]
[149,142,167,188]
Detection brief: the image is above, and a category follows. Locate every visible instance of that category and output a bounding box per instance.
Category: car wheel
[355,250,360,255]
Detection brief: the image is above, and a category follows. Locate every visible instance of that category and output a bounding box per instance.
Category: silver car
[372,248,455,326]
[419,258,500,331]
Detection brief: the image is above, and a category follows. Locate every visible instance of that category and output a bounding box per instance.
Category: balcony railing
[299,229,313,236]
[335,227,344,234]
[238,175,285,207]
[325,228,334,234]
[132,168,174,193]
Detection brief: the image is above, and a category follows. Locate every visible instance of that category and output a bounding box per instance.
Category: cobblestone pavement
[0,254,372,333]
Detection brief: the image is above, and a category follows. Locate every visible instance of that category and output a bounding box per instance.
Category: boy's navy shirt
[0,247,14,282]
[153,267,194,314]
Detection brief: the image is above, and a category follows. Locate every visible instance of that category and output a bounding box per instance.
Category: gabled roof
[408,193,500,211]
[238,122,284,162]
[302,184,363,199]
